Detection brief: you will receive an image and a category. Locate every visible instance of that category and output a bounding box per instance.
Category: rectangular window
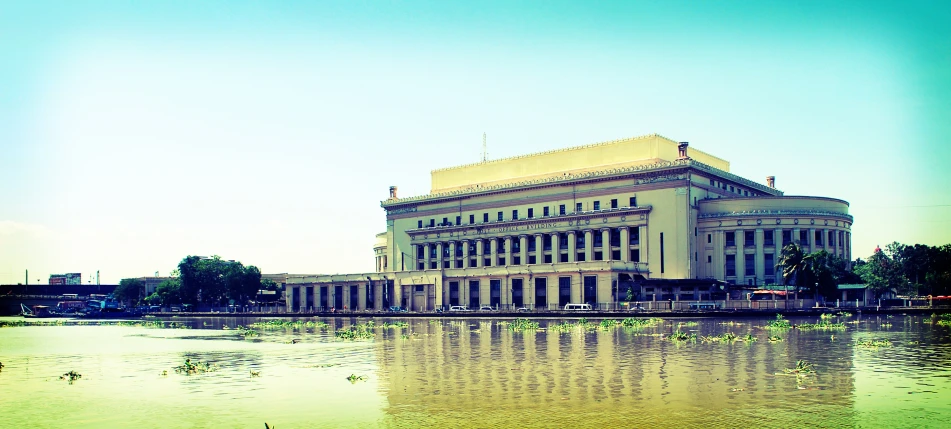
[764,231,774,246]
[829,230,834,246]
[707,234,712,244]
[559,204,566,215]
[527,208,534,218]
[442,217,448,226]
[611,199,618,209]
[726,255,736,276]
[418,220,423,228]
[631,228,640,244]
[745,231,754,247]
[575,202,583,212]
[726,232,735,247]
[745,254,755,276]
[630,196,636,207]
[730,186,734,192]
[543,206,550,217]
[815,230,822,246]
[559,277,571,307]
[800,230,808,243]
[710,179,715,186]
[593,201,600,210]
[765,253,775,276]
[469,214,475,224]
[512,210,518,220]
[429,219,435,227]
[483,213,489,223]
[456,216,461,225]
[528,239,536,252]
[631,248,640,261]
[707,255,712,263]
[469,281,480,308]
[660,232,665,274]
[498,211,503,221]
[783,230,791,245]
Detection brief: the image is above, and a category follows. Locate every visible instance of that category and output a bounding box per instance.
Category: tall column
[476,239,484,268]
[808,228,816,253]
[845,231,851,261]
[620,227,630,262]
[504,236,513,266]
[823,228,831,252]
[584,229,593,262]
[736,234,746,286]
[461,240,470,269]
[773,227,783,283]
[713,230,725,279]
[519,235,528,265]
[490,238,499,267]
[601,228,612,261]
[357,283,366,310]
[534,234,543,264]
[424,244,432,270]
[374,281,383,310]
[436,242,444,269]
[567,231,577,262]
[755,228,765,284]
[449,241,457,269]
[792,227,801,248]
[551,233,560,264]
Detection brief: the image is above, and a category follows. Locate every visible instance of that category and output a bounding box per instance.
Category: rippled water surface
[1,314,949,428]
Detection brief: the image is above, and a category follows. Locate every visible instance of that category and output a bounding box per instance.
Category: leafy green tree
[154,278,183,306]
[778,243,811,288]
[854,246,908,298]
[114,278,145,306]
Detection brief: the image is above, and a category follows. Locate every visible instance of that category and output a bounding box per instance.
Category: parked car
[515,307,530,312]
[449,306,469,312]
[479,305,494,311]
[564,303,592,311]
[388,306,407,313]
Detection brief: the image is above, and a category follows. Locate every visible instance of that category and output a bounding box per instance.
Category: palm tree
[777,243,807,288]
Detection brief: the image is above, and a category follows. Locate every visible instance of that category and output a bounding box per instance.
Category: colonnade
[415,226,643,270]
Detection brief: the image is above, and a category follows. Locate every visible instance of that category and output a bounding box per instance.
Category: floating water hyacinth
[174,358,219,375]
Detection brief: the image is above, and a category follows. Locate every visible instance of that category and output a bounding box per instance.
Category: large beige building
[287,134,852,311]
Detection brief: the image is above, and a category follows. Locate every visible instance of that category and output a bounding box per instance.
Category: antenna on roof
[482,132,487,163]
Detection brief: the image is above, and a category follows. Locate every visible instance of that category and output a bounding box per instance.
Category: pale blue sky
[1,1,949,284]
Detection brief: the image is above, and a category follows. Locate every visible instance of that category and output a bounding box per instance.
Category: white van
[564,303,592,311]
[449,306,469,312]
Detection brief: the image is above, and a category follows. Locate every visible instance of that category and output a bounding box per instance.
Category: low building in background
[287,134,853,312]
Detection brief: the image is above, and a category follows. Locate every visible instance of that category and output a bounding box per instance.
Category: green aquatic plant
[346,374,368,383]
[621,318,662,329]
[174,358,219,375]
[784,360,815,375]
[599,319,620,329]
[507,318,540,332]
[250,370,261,377]
[797,320,846,331]
[743,334,757,343]
[766,314,792,330]
[667,331,697,342]
[935,313,951,327]
[881,322,893,328]
[236,326,258,337]
[838,312,853,318]
[767,335,783,342]
[334,323,376,340]
[381,321,409,329]
[700,332,739,343]
[856,339,892,348]
[59,370,82,383]
[548,321,577,333]
[677,321,699,327]
[820,313,834,321]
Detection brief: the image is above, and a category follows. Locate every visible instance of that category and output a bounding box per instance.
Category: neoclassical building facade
[286,134,852,311]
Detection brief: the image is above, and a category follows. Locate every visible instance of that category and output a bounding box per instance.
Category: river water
[0,314,949,428]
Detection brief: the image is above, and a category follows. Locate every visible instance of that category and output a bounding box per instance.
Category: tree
[114,278,145,306]
[777,243,810,288]
[154,278,183,307]
[802,250,837,300]
[854,246,907,298]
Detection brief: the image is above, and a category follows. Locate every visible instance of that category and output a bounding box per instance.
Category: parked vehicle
[564,303,592,311]
[449,306,469,312]
[388,306,407,313]
[479,306,494,311]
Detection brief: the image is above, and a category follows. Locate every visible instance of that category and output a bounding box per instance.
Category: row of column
[417,226,641,269]
[715,227,851,284]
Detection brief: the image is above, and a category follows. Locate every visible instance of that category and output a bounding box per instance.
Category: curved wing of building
[286,134,851,312]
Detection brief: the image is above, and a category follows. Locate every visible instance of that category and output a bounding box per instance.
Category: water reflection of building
[287,135,853,311]
[370,320,858,426]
